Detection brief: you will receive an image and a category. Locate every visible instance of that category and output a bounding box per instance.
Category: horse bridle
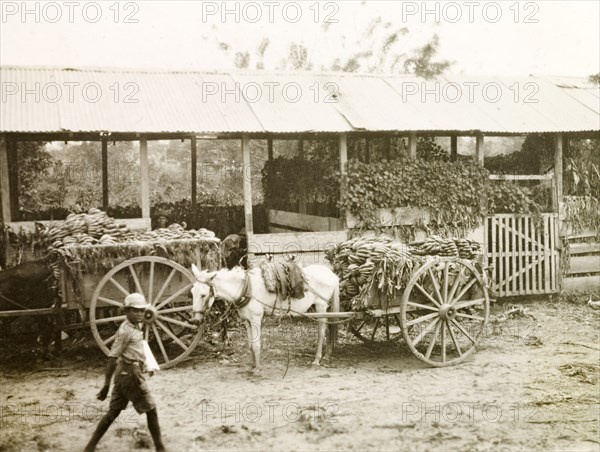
[197,270,252,316]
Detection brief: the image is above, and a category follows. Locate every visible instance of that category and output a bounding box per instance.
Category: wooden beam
[339,134,347,175]
[267,138,274,160]
[101,139,109,210]
[139,138,150,218]
[450,136,458,161]
[489,174,553,181]
[298,139,306,214]
[250,231,347,253]
[475,134,485,164]
[242,136,253,235]
[7,140,18,220]
[267,209,343,232]
[0,137,11,223]
[408,132,417,160]
[554,133,563,212]
[191,136,197,212]
[0,308,56,318]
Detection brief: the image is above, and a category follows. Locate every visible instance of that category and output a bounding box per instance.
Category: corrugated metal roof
[1,66,598,135]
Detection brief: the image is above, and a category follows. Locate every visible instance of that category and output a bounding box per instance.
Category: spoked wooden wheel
[90,256,201,369]
[349,315,402,342]
[400,258,489,367]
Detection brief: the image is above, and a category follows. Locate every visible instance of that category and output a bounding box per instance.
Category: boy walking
[85,293,166,452]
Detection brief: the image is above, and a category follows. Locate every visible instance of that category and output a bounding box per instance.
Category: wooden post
[339,134,348,225]
[191,136,197,213]
[298,139,307,214]
[554,133,563,212]
[365,137,370,163]
[139,137,150,218]
[450,136,458,161]
[101,139,109,210]
[475,134,485,164]
[242,136,253,235]
[408,132,417,160]
[7,140,18,220]
[267,138,274,160]
[0,136,11,223]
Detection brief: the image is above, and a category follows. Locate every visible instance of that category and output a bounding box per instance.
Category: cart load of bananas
[8,208,220,294]
[326,235,482,311]
[33,208,216,250]
[408,235,481,259]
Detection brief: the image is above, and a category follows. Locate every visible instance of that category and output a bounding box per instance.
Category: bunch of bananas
[135,224,216,241]
[40,208,132,250]
[327,236,415,310]
[409,236,481,259]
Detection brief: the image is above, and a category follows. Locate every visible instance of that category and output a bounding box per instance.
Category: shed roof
[1,66,598,135]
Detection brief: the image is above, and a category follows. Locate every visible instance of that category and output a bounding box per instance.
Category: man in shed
[84,293,166,452]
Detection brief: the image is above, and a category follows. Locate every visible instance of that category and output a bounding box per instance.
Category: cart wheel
[349,315,402,342]
[400,258,489,367]
[89,256,202,369]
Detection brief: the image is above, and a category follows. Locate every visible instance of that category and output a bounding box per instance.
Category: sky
[0,0,599,77]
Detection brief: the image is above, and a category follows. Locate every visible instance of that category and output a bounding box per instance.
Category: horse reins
[0,291,31,310]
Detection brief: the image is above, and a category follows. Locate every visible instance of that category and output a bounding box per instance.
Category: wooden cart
[304,256,490,367]
[1,237,221,369]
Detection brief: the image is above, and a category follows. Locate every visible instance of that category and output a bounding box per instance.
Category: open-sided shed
[1,66,599,295]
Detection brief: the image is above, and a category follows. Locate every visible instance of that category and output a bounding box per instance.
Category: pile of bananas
[41,210,217,252]
[327,236,415,310]
[409,236,481,259]
[134,223,216,241]
[40,208,133,250]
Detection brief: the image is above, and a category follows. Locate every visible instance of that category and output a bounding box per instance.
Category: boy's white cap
[124,293,149,309]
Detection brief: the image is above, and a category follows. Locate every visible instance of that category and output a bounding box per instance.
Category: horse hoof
[251,368,262,377]
[311,360,321,367]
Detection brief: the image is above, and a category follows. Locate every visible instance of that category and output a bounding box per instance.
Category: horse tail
[328,282,340,347]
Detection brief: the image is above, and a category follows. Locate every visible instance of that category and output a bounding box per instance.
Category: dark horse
[0,260,59,354]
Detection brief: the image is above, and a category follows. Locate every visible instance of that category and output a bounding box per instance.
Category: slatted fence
[486,214,560,296]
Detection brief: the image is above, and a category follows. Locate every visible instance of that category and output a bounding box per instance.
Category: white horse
[190,263,340,372]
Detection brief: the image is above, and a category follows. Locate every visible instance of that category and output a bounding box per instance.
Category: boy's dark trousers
[84,407,164,451]
[84,362,165,451]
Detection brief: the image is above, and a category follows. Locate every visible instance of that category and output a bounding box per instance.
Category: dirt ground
[1,295,599,452]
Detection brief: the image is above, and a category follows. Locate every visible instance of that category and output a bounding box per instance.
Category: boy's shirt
[109,319,145,363]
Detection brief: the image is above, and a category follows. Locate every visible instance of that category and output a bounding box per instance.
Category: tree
[216,12,452,77]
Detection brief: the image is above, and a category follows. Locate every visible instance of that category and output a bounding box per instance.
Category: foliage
[217,9,452,76]
[17,141,62,213]
[261,157,339,211]
[15,139,266,220]
[563,196,600,235]
[340,159,489,232]
[487,182,544,215]
[564,139,600,197]
[403,34,453,78]
[416,136,449,161]
[484,134,555,175]
[589,73,600,85]
[562,139,599,234]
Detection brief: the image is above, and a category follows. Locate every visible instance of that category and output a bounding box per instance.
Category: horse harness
[207,271,253,310]
[207,268,330,315]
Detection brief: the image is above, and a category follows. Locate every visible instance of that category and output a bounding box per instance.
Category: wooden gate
[485,214,560,296]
